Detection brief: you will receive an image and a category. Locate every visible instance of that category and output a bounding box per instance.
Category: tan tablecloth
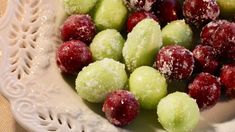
[0,0,27,131]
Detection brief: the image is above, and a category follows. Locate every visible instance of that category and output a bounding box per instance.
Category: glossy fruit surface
[152,0,182,25]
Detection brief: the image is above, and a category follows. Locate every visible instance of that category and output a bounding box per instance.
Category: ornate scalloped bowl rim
[0,0,122,132]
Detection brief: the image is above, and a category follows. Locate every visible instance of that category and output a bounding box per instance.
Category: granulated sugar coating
[102,90,139,126]
[183,0,220,27]
[188,72,221,110]
[220,64,235,98]
[61,14,96,43]
[193,45,219,74]
[156,45,194,80]
[157,92,200,132]
[56,40,92,74]
[123,19,162,72]
[75,58,128,103]
[123,0,156,11]
[200,20,229,46]
[200,20,235,60]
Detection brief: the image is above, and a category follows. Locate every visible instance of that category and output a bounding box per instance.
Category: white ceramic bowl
[0,0,235,132]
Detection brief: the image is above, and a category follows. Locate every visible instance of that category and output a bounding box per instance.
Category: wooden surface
[0,0,7,16]
[0,0,27,132]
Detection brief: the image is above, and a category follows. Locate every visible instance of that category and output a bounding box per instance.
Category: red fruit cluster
[200,20,235,60]
[183,0,220,27]
[57,14,96,75]
[102,90,139,126]
[156,45,194,80]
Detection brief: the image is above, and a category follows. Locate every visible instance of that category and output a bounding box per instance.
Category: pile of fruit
[56,0,235,131]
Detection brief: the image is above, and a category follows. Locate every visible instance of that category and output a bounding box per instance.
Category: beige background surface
[0,0,27,131]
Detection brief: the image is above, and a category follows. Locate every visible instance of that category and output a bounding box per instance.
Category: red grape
[183,0,220,27]
[102,90,139,126]
[61,14,96,44]
[156,45,194,80]
[56,40,92,74]
[188,72,221,110]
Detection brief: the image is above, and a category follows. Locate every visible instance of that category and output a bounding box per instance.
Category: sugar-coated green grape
[90,29,125,61]
[93,0,128,31]
[129,66,167,109]
[63,0,97,14]
[157,92,200,132]
[217,0,235,18]
[75,58,128,103]
[162,20,193,49]
[123,19,162,72]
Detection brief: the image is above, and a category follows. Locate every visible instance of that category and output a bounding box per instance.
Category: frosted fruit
[90,29,125,61]
[157,92,200,132]
[129,66,167,109]
[162,20,193,49]
[102,90,139,126]
[63,0,97,14]
[217,0,235,18]
[75,58,128,103]
[93,0,128,31]
[123,19,162,72]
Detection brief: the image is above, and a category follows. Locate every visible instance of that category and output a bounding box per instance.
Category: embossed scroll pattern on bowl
[0,0,121,131]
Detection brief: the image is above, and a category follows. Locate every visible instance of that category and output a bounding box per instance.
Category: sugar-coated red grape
[183,0,220,27]
[212,22,235,60]
[102,90,139,126]
[156,45,194,80]
[123,0,156,11]
[152,0,182,25]
[201,20,235,60]
[193,45,219,74]
[126,10,158,33]
[56,40,92,74]
[200,20,229,46]
[220,64,235,98]
[188,72,221,110]
[61,14,96,44]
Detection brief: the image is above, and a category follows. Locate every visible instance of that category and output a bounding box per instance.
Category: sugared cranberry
[193,45,219,74]
[201,20,235,60]
[152,0,182,25]
[220,64,235,98]
[188,72,221,110]
[56,40,92,74]
[123,0,156,11]
[127,11,158,32]
[156,45,194,80]
[61,14,96,44]
[200,20,229,46]
[212,22,235,59]
[183,0,220,27]
[102,90,139,126]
